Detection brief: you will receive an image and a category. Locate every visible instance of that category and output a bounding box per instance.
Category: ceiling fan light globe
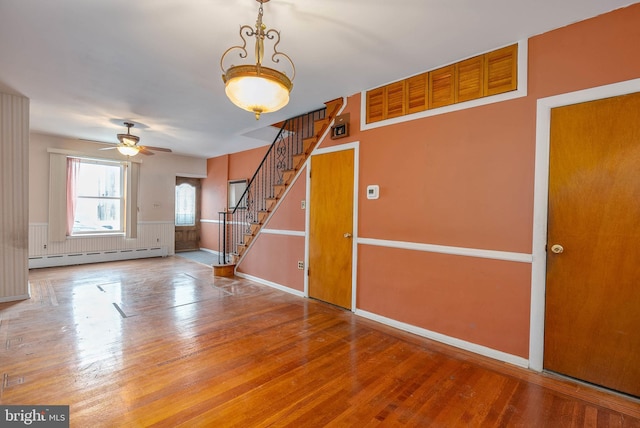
[117,145,140,156]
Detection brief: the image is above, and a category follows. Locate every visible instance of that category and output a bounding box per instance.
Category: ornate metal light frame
[220,0,295,120]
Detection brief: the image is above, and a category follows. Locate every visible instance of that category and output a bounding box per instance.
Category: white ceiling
[1,0,637,158]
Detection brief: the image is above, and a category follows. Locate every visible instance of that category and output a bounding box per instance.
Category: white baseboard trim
[355,309,529,368]
[28,247,169,269]
[235,272,305,298]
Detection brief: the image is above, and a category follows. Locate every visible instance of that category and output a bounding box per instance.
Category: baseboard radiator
[29,246,169,269]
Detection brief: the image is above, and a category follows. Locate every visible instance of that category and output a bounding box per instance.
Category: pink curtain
[66,158,80,235]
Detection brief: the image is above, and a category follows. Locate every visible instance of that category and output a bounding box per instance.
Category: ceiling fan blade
[82,136,171,155]
[80,138,114,145]
[143,146,172,153]
[138,146,155,155]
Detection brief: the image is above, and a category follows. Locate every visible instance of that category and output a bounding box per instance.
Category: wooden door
[174,177,201,252]
[544,92,640,397]
[308,149,355,309]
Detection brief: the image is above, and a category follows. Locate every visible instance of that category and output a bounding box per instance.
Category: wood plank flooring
[1,257,639,427]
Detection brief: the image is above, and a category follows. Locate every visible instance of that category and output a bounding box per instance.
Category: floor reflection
[71,281,123,371]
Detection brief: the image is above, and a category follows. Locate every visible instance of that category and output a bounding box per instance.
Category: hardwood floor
[1,257,639,427]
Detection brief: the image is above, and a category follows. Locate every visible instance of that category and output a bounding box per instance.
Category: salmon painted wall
[228,145,269,184]
[262,166,307,232]
[357,246,532,357]
[237,166,307,291]
[355,96,534,251]
[348,94,535,358]
[237,234,306,292]
[200,155,228,251]
[201,4,640,361]
[529,4,640,99]
[200,146,268,253]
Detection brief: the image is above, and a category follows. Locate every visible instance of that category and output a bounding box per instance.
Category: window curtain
[66,157,80,236]
[125,161,139,239]
[48,153,67,242]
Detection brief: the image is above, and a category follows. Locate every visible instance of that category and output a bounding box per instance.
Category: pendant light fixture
[220,0,295,120]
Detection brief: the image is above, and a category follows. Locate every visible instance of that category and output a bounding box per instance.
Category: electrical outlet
[297,261,304,270]
[301,200,306,209]
[43,244,47,249]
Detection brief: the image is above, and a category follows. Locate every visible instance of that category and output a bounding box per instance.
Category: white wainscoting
[28,222,175,269]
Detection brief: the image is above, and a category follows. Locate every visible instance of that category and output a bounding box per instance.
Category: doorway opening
[175,177,201,252]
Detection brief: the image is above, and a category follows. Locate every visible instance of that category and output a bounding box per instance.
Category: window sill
[69,232,126,238]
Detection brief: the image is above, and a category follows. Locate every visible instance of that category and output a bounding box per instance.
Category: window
[228,179,248,210]
[175,183,196,226]
[69,158,125,235]
[48,152,138,242]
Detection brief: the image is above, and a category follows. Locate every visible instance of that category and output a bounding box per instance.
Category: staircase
[216,98,344,274]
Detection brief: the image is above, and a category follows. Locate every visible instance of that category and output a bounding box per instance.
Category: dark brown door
[544,92,640,397]
[308,149,354,309]
[175,177,201,252]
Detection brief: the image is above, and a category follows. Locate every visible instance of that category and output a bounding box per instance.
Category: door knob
[550,244,564,254]
[344,233,352,238]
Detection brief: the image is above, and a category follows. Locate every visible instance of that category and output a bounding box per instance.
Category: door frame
[530,78,640,371]
[174,176,202,252]
[304,142,360,311]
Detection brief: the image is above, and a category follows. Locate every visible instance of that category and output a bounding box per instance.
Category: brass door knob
[344,233,352,238]
[550,244,564,254]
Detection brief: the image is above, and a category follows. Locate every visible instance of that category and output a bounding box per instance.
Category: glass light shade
[223,65,292,119]
[117,145,140,156]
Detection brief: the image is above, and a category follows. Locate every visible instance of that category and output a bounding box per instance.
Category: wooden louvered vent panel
[364,44,517,124]
[366,87,385,124]
[406,73,428,114]
[429,65,456,109]
[385,81,406,119]
[485,44,517,95]
[457,55,484,102]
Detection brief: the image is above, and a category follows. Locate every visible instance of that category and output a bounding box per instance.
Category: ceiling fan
[99,122,172,156]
